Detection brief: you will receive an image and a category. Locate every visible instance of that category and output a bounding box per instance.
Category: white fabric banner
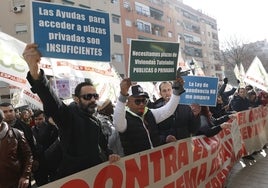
[0,32,122,108]
[41,106,268,188]
[244,56,268,92]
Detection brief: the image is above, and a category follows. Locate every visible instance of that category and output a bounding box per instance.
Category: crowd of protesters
[1,43,268,187]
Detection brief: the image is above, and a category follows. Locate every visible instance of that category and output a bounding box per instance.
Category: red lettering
[216,168,228,184]
[209,156,220,176]
[240,127,248,139]
[94,165,123,188]
[183,167,198,188]
[176,176,184,188]
[149,150,163,182]
[209,176,221,188]
[197,163,207,184]
[203,137,218,155]
[222,139,233,160]
[163,146,178,177]
[164,182,175,188]
[61,179,89,188]
[177,142,189,168]
[237,112,247,125]
[193,139,208,161]
[125,155,149,188]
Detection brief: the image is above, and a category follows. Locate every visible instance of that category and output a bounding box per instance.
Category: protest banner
[31,1,110,61]
[0,31,121,108]
[129,40,179,82]
[40,106,268,188]
[179,76,218,106]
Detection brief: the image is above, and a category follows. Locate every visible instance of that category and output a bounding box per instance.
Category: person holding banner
[197,106,234,137]
[152,81,201,142]
[113,75,185,156]
[229,87,250,112]
[218,77,237,107]
[22,43,120,180]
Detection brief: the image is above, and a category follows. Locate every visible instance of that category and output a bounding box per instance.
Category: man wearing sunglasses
[113,75,185,156]
[22,44,120,181]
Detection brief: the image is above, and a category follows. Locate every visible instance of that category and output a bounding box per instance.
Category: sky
[183,0,268,45]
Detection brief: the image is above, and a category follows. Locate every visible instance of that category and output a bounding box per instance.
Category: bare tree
[220,35,258,85]
[221,35,258,69]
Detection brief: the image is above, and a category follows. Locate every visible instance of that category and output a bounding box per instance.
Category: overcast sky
[183,0,268,45]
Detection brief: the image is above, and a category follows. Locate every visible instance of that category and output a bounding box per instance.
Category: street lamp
[190,59,195,75]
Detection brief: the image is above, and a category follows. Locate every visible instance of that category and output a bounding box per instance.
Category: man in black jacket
[23,43,120,180]
[152,81,201,142]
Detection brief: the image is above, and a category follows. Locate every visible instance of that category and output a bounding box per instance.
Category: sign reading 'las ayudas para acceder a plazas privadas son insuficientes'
[129,40,179,82]
[31,1,110,62]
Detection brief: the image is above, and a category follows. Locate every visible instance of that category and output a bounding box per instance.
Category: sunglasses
[134,98,148,105]
[80,93,99,100]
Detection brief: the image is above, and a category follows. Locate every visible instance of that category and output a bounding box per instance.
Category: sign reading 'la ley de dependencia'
[179,76,219,106]
[31,1,110,62]
[129,40,179,82]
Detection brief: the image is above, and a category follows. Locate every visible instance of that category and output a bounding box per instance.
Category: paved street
[225,147,268,188]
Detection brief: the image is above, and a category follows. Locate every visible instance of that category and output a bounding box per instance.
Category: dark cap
[128,85,149,98]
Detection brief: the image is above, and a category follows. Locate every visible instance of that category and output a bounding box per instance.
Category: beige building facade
[0,0,223,102]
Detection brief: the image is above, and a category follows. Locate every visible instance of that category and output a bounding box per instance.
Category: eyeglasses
[134,98,148,105]
[80,93,99,100]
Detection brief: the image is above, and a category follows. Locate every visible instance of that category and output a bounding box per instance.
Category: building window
[62,0,74,5]
[15,23,27,34]
[125,19,132,27]
[112,15,120,24]
[111,0,119,3]
[136,20,151,33]
[112,54,123,62]
[167,16,171,23]
[168,31,173,38]
[127,38,132,44]
[135,2,150,17]
[114,35,122,43]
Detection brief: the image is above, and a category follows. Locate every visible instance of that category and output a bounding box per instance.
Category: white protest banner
[0,31,121,107]
[244,56,268,92]
[40,106,268,188]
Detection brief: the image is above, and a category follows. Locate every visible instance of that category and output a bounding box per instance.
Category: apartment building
[120,0,223,78]
[0,0,223,102]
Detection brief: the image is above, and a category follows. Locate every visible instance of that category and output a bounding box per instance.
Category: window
[168,31,173,38]
[136,20,151,33]
[112,15,120,24]
[112,54,123,62]
[62,0,74,5]
[127,38,132,44]
[135,2,150,17]
[111,0,119,3]
[167,16,171,23]
[114,35,122,43]
[125,20,132,27]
